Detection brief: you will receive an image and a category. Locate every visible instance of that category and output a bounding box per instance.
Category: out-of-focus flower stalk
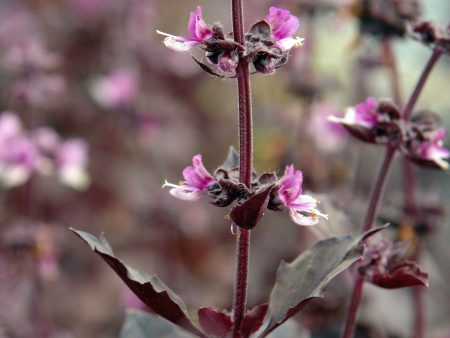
[341,36,444,338]
[403,49,442,121]
[231,0,252,336]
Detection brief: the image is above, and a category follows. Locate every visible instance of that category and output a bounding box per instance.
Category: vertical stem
[341,274,365,338]
[341,146,396,338]
[231,0,253,335]
[342,43,443,338]
[412,285,424,338]
[362,146,396,233]
[385,36,427,337]
[403,49,442,120]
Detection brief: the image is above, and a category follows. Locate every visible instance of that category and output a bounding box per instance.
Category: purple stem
[342,43,443,338]
[403,49,442,120]
[385,37,424,337]
[341,145,396,338]
[231,0,253,335]
[412,285,425,338]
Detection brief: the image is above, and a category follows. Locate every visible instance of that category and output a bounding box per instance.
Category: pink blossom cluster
[157,6,304,74]
[0,112,90,190]
[164,154,327,227]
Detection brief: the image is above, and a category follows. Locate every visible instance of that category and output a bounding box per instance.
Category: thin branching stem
[403,49,442,120]
[341,43,443,338]
[341,145,396,338]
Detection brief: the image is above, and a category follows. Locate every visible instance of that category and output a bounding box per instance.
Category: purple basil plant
[70,2,386,338]
[66,1,450,338]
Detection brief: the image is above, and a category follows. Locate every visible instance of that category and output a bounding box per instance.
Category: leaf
[120,309,196,338]
[220,146,239,170]
[230,184,275,229]
[364,261,429,289]
[259,229,384,337]
[71,228,206,338]
[239,304,268,337]
[198,307,233,337]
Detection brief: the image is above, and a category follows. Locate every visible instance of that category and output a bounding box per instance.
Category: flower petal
[276,37,304,51]
[289,194,318,210]
[182,154,214,190]
[188,6,212,41]
[278,165,303,205]
[163,37,199,52]
[169,186,202,201]
[266,7,299,40]
[289,208,320,226]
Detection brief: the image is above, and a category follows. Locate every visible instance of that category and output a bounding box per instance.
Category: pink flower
[157,6,212,52]
[328,97,378,129]
[415,128,449,170]
[163,154,215,201]
[56,139,90,190]
[308,104,347,153]
[278,165,327,226]
[0,112,39,188]
[90,69,137,109]
[265,7,304,51]
[32,128,90,189]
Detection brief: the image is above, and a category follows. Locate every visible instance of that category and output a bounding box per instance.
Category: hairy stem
[231,0,253,335]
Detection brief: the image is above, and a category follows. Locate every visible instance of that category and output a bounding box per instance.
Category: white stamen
[162,180,180,189]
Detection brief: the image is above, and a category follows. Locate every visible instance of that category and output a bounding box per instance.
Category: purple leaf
[71,228,206,338]
[365,261,429,289]
[239,304,268,337]
[259,228,385,337]
[230,184,275,229]
[198,307,233,337]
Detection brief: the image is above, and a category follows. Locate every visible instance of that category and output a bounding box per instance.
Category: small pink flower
[308,104,347,153]
[163,154,215,201]
[90,69,137,109]
[329,97,378,129]
[265,7,304,51]
[32,127,60,155]
[415,128,449,170]
[278,165,327,226]
[157,6,212,52]
[56,139,90,190]
[0,112,39,187]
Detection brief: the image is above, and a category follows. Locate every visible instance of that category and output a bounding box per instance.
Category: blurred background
[0,0,449,337]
